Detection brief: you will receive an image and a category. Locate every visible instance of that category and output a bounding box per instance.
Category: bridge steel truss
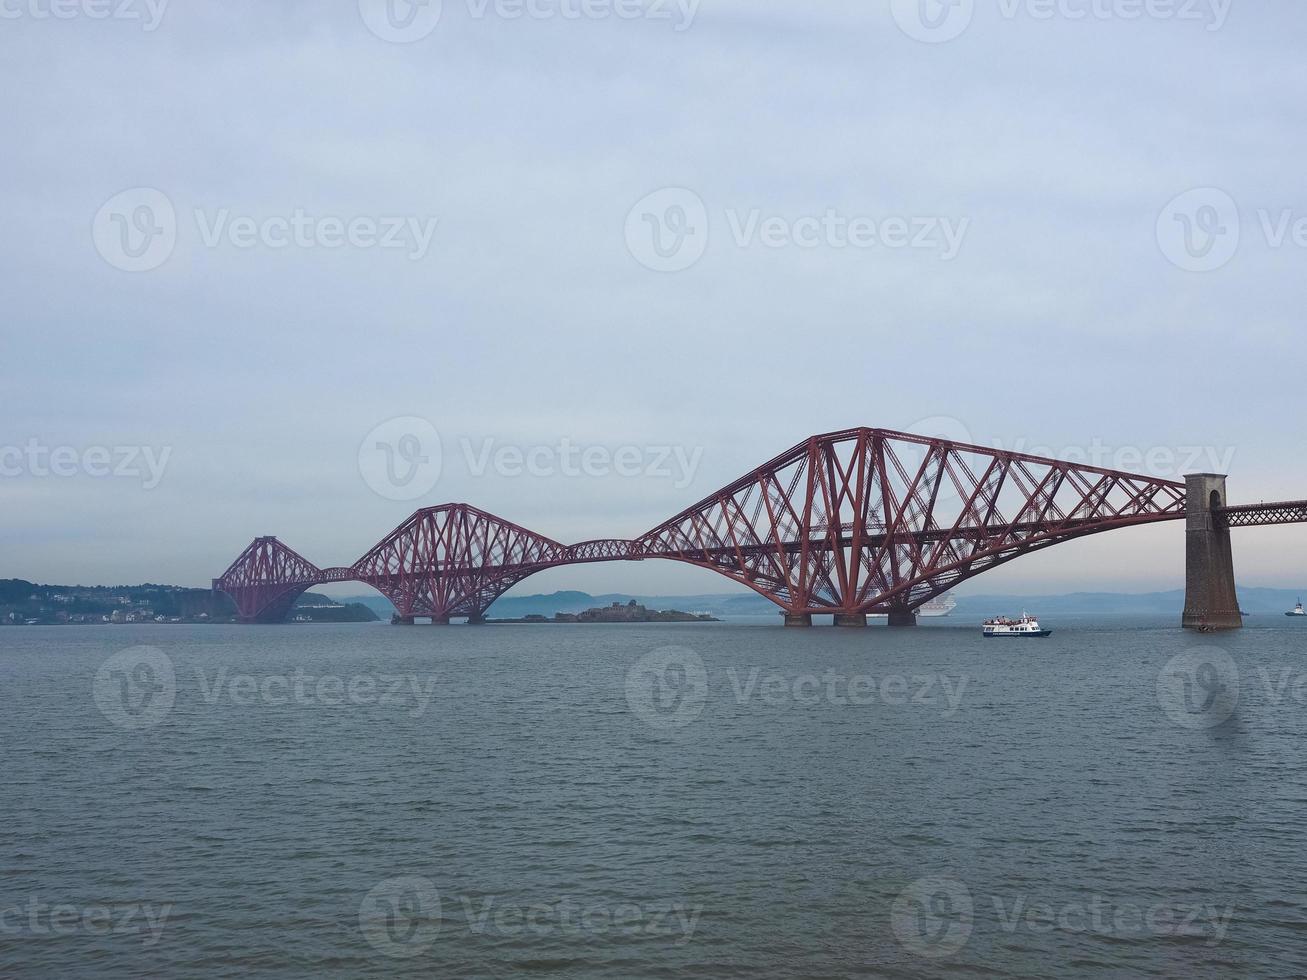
[214,427,1197,624]
[1215,500,1307,528]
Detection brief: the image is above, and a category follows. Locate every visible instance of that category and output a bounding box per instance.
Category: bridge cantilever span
[214,426,1218,626]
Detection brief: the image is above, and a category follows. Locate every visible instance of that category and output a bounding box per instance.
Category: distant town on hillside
[0,580,377,626]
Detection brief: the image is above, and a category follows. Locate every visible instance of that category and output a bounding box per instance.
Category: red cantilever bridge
[214,427,1307,630]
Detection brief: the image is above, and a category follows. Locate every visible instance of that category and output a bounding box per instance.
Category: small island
[492,599,719,624]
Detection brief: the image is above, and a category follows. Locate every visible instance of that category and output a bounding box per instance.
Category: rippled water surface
[4,617,1307,977]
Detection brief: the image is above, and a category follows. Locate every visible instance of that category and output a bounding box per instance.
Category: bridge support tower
[887,606,917,628]
[834,613,868,627]
[1182,474,1243,631]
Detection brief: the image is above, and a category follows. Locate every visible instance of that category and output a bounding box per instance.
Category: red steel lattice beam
[214,427,1203,623]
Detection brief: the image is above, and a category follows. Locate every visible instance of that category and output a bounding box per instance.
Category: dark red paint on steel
[214,427,1227,623]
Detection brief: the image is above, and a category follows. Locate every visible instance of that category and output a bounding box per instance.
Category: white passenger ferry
[982,613,1052,638]
[1287,599,1305,617]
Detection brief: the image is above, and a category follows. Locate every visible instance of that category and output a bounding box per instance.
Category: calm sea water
[3,616,1307,977]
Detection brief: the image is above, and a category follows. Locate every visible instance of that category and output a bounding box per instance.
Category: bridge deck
[1216,500,1307,527]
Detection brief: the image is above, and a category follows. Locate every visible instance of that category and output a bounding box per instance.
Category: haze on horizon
[3,1,1306,599]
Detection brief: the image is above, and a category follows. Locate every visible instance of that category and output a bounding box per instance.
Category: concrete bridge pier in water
[784,608,918,627]
[1182,473,1243,631]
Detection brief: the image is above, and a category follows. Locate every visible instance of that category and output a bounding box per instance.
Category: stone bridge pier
[1182,473,1243,631]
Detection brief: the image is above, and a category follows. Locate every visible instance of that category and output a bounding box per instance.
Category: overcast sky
[3,0,1306,598]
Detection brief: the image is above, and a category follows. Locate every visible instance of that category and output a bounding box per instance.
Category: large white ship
[868,593,956,620]
[919,593,957,618]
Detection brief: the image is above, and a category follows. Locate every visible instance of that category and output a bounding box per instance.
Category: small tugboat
[1287,599,1306,618]
[982,613,1052,638]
